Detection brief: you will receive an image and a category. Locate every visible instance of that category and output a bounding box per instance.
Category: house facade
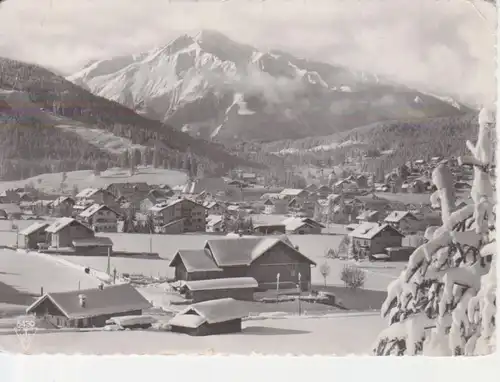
[150,198,206,233]
[79,204,120,233]
[349,222,404,258]
[19,222,50,249]
[384,211,420,234]
[76,188,118,209]
[45,217,95,248]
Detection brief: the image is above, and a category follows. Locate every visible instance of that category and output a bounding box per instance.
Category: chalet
[18,222,50,249]
[169,298,250,336]
[139,189,173,212]
[45,217,94,249]
[384,211,419,233]
[169,236,316,290]
[203,201,226,216]
[282,217,325,234]
[50,196,75,217]
[75,188,117,208]
[25,284,151,328]
[78,204,120,233]
[348,222,404,259]
[105,182,150,202]
[0,203,22,220]
[263,198,288,215]
[206,215,224,233]
[150,198,206,233]
[356,210,380,223]
[278,188,308,202]
[253,224,286,235]
[287,197,316,218]
[179,277,258,303]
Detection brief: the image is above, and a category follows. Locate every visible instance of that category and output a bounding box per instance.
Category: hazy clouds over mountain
[0,0,495,107]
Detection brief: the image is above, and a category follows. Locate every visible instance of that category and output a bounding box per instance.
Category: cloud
[0,0,495,106]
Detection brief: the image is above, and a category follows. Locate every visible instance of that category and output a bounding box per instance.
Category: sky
[0,0,496,107]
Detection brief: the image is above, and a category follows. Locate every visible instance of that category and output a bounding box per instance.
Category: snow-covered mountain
[68,30,469,143]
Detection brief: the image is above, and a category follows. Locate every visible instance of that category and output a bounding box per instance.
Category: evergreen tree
[374,108,497,356]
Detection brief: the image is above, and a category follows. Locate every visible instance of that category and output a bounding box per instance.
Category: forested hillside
[245,113,486,175]
[0,57,264,181]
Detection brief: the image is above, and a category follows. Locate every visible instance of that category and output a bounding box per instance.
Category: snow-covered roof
[183,277,258,291]
[205,237,316,267]
[206,215,223,227]
[76,188,100,198]
[384,211,417,223]
[279,188,306,196]
[168,313,206,329]
[45,217,92,233]
[349,222,404,240]
[179,298,251,324]
[79,204,119,218]
[356,210,379,221]
[72,237,113,248]
[19,222,50,236]
[169,249,223,272]
[26,284,151,320]
[150,198,203,212]
[51,196,74,207]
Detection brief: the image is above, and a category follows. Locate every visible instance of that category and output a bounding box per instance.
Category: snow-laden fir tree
[373,107,497,356]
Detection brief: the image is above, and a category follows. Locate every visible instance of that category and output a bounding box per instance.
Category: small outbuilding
[18,222,50,249]
[180,277,258,303]
[169,298,250,336]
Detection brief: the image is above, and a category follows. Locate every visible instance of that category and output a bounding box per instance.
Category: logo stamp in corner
[15,316,37,354]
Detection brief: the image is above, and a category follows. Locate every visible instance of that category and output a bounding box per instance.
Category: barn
[180,277,258,303]
[169,236,316,290]
[169,298,250,336]
[25,284,151,328]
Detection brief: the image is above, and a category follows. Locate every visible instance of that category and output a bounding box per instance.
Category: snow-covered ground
[0,312,385,355]
[57,233,402,291]
[0,249,101,298]
[0,166,188,194]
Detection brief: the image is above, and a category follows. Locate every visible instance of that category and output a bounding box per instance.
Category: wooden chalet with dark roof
[348,222,404,258]
[169,237,316,290]
[26,284,151,328]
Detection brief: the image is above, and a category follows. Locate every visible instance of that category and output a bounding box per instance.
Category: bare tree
[319,261,331,286]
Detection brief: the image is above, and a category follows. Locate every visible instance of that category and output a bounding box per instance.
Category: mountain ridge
[68,30,471,144]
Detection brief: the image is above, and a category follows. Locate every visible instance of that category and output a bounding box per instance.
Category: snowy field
[0,249,101,300]
[58,233,403,291]
[0,312,385,355]
[0,166,188,194]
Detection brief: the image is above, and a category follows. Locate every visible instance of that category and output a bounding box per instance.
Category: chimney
[78,294,87,308]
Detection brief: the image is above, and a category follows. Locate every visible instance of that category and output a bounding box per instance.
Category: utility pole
[276,273,280,303]
[106,247,111,275]
[297,272,302,316]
